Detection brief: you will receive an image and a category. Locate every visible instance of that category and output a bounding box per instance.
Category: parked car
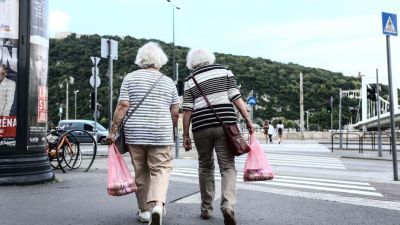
[58,120,109,145]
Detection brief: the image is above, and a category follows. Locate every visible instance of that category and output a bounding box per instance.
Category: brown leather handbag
[191,76,250,156]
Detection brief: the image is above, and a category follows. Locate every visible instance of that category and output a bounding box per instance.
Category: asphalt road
[1,141,400,225]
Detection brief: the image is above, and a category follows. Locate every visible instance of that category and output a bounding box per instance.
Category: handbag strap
[191,75,225,125]
[119,74,164,129]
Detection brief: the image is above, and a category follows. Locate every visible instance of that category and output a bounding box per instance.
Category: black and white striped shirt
[118,69,179,145]
[183,64,241,132]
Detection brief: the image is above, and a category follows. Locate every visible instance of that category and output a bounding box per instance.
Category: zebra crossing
[234,152,346,170]
[170,167,382,197]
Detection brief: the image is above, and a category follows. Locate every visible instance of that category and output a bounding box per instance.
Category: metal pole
[330,96,333,131]
[175,63,180,159]
[172,6,176,79]
[66,80,69,119]
[300,72,304,139]
[385,35,398,181]
[339,89,343,149]
[108,40,113,131]
[361,74,367,131]
[74,91,77,119]
[306,111,309,131]
[376,69,382,157]
[252,91,256,123]
[94,58,98,141]
[250,90,254,122]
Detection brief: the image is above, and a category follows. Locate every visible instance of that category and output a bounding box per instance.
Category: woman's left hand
[245,120,254,134]
[105,133,116,145]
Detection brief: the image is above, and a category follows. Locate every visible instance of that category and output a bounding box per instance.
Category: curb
[340,156,399,161]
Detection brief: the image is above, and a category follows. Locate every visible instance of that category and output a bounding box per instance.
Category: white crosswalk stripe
[170,167,382,197]
[234,152,346,170]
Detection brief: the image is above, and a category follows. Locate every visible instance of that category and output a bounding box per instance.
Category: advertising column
[0,0,54,185]
[0,0,18,151]
[27,0,49,150]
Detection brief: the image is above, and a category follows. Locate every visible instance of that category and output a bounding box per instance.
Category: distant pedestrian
[106,42,180,225]
[263,120,269,143]
[267,122,275,144]
[182,48,254,225]
[276,120,284,144]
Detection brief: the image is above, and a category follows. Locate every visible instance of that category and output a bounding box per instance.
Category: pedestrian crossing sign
[382,12,398,36]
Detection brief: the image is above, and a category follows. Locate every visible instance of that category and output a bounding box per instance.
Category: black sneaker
[222,208,236,225]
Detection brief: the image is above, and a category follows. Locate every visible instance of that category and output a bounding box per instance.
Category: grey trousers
[193,126,237,213]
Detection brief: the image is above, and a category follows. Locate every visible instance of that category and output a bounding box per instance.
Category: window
[84,124,94,131]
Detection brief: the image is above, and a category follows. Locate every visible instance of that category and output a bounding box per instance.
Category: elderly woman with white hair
[106,42,180,225]
[182,49,254,225]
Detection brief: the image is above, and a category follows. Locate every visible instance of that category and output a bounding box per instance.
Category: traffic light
[176,80,184,96]
[90,91,95,110]
[327,105,332,113]
[367,86,377,101]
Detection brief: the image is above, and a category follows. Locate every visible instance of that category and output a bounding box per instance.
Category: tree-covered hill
[48,33,360,129]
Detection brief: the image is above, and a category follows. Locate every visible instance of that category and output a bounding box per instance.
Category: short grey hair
[135,42,168,70]
[186,48,216,70]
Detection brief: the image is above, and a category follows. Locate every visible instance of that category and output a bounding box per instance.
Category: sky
[49,0,400,87]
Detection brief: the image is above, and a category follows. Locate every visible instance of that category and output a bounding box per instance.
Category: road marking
[171,167,381,197]
[173,167,370,185]
[234,153,346,170]
[170,176,400,211]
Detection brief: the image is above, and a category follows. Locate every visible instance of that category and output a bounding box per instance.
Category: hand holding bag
[114,74,163,154]
[191,76,250,156]
[107,143,137,196]
[115,127,126,154]
[243,134,274,181]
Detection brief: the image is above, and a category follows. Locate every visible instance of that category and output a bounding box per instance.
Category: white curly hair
[186,48,216,70]
[135,42,168,70]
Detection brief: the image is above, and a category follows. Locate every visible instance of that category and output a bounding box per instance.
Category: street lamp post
[330,96,333,131]
[376,69,382,157]
[166,0,180,79]
[60,76,74,120]
[339,89,343,149]
[305,109,314,131]
[166,0,181,159]
[74,90,79,119]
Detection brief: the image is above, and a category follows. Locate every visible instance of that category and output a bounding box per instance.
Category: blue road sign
[382,12,398,36]
[247,96,257,106]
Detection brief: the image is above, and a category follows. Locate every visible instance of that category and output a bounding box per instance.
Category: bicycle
[46,124,97,173]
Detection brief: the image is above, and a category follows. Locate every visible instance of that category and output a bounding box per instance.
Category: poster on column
[0,0,19,151]
[27,0,49,150]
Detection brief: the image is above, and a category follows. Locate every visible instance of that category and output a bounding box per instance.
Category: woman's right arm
[106,100,129,143]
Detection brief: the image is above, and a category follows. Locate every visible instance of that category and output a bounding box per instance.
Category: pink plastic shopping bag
[243,134,274,181]
[107,143,137,196]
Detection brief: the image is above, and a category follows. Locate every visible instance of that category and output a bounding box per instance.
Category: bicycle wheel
[61,132,82,169]
[59,130,97,172]
[46,131,63,169]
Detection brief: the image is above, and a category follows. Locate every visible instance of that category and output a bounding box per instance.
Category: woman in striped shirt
[107,42,179,225]
[182,48,254,225]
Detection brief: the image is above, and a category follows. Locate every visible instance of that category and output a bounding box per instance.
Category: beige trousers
[193,126,237,213]
[127,144,173,211]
